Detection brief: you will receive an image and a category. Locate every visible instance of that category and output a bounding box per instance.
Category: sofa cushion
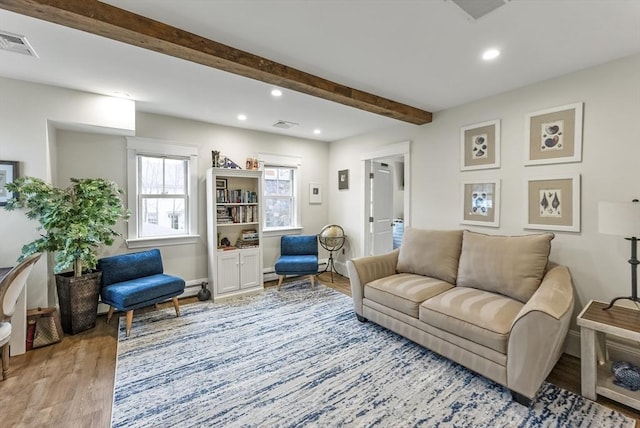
[98,249,164,287]
[396,228,463,284]
[456,230,553,303]
[420,287,524,354]
[364,273,453,318]
[275,255,318,274]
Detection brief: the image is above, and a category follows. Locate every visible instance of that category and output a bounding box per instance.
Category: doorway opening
[361,141,411,257]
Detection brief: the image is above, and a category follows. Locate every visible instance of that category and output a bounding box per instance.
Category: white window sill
[262,227,304,238]
[126,235,201,249]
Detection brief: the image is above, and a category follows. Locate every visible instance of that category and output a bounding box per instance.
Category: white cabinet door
[240,248,260,289]
[216,250,240,294]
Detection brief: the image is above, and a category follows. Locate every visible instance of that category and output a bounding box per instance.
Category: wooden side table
[577,300,640,410]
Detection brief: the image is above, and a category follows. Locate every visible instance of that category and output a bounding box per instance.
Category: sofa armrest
[506,264,574,398]
[346,250,399,316]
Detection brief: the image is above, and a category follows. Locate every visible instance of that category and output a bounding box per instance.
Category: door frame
[360,141,411,257]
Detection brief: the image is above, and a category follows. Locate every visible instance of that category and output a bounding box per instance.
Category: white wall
[2,77,330,315]
[0,77,135,309]
[329,54,640,320]
[134,112,331,278]
[51,112,332,286]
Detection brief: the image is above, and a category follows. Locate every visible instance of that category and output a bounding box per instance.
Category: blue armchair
[97,249,185,336]
[274,235,319,290]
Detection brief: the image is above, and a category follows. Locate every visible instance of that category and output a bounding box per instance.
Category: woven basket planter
[55,271,102,335]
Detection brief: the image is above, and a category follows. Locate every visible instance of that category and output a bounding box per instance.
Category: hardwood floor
[2,272,639,427]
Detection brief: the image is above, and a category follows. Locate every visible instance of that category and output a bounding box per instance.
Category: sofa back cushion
[456,230,553,303]
[98,249,164,287]
[396,228,463,284]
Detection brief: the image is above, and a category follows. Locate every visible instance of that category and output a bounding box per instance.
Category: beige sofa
[346,228,574,405]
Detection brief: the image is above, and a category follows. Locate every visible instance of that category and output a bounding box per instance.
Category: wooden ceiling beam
[0,0,433,125]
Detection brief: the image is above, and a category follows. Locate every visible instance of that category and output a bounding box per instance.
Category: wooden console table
[577,300,640,410]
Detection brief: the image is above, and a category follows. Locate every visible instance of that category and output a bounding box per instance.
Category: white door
[370,161,394,255]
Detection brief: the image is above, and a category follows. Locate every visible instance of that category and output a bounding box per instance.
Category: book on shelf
[226,189,258,204]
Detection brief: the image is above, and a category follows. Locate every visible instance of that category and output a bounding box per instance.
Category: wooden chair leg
[1,343,8,380]
[125,310,133,337]
[277,275,285,290]
[310,275,315,289]
[172,297,181,317]
[106,307,114,324]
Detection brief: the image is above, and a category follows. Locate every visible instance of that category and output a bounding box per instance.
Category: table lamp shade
[599,201,640,238]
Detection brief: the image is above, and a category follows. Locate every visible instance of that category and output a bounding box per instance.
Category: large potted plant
[5,177,130,334]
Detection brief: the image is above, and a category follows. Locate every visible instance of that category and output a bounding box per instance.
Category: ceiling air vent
[450,0,510,21]
[272,120,299,129]
[0,30,38,57]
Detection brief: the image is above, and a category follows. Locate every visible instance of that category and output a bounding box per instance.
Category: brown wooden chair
[0,253,41,380]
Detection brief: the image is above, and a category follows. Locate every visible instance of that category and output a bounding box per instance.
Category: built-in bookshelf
[206,168,263,300]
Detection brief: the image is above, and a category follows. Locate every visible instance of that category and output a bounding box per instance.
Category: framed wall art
[525,102,583,166]
[215,178,227,189]
[309,183,322,204]
[0,160,19,206]
[338,169,349,190]
[461,179,500,227]
[460,119,500,171]
[525,174,581,232]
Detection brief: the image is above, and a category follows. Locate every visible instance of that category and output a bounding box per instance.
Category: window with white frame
[264,166,295,228]
[126,137,199,248]
[138,155,188,236]
[260,154,302,233]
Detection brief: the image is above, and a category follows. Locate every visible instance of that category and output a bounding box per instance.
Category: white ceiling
[0,0,639,142]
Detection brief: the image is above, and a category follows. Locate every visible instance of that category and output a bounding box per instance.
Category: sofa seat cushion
[101,273,185,310]
[365,273,453,318]
[456,230,553,303]
[275,255,318,274]
[419,287,524,354]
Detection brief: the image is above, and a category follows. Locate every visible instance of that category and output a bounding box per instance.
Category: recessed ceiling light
[313,129,321,135]
[271,89,283,97]
[482,48,500,61]
[237,114,247,121]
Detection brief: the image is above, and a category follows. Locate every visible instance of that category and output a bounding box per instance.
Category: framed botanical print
[460,119,500,171]
[525,174,581,232]
[461,179,500,227]
[525,102,583,165]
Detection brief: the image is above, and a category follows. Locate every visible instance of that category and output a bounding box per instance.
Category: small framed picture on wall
[338,169,349,190]
[0,160,19,206]
[524,174,581,232]
[309,183,322,204]
[525,102,583,166]
[460,120,501,171]
[461,179,501,227]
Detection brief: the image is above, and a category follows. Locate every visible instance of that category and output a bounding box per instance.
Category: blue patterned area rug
[112,281,635,427]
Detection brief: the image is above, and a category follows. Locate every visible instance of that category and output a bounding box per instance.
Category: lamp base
[603,296,640,310]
